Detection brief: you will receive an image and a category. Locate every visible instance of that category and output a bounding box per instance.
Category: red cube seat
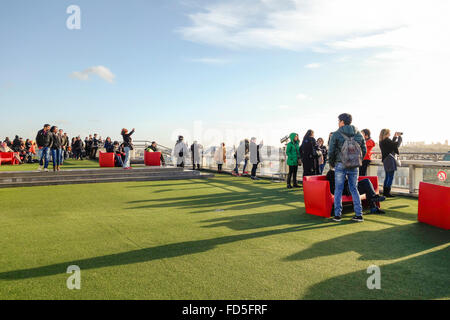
[0,152,17,165]
[144,151,161,166]
[99,152,115,167]
[303,175,380,218]
[418,182,450,230]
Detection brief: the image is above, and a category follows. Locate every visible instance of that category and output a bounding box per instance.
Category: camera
[280,135,289,144]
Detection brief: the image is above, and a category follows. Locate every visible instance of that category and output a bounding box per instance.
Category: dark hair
[338,113,352,125]
[303,129,314,141]
[50,126,57,133]
[361,129,371,138]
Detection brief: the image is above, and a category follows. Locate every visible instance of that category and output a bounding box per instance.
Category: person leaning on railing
[379,129,403,197]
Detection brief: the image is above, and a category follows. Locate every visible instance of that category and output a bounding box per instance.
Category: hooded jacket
[286,133,300,166]
[328,125,366,167]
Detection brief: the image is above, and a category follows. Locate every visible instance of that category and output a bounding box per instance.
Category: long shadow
[284,223,450,262]
[126,177,304,214]
[201,208,313,231]
[302,247,450,299]
[0,222,341,281]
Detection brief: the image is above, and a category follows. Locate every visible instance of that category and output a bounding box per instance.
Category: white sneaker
[37,166,42,172]
[44,168,49,172]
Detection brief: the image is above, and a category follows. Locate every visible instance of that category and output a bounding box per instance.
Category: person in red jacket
[359,129,375,176]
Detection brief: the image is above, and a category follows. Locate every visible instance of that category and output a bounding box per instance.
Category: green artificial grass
[0,159,104,171]
[0,175,448,300]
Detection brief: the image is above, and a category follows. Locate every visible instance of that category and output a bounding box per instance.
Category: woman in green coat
[286,133,301,188]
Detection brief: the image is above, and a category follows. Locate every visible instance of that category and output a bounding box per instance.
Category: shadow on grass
[284,223,450,262]
[0,222,340,280]
[302,246,450,299]
[126,178,304,215]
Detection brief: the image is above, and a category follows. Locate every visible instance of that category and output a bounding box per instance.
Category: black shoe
[352,215,364,222]
[287,184,293,189]
[372,195,386,203]
[374,208,386,214]
[383,187,395,198]
[293,184,301,188]
[332,215,342,222]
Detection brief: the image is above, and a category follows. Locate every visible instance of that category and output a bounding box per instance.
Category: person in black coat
[379,129,402,197]
[12,135,21,152]
[49,126,62,171]
[300,129,320,178]
[121,128,135,169]
[36,124,52,171]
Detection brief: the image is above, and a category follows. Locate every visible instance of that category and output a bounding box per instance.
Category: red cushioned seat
[0,152,16,165]
[99,152,115,167]
[144,151,161,166]
[418,182,450,230]
[303,175,380,218]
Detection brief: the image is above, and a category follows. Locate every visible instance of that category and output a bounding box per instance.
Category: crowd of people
[3,113,403,221]
[284,112,402,222]
[0,136,37,164]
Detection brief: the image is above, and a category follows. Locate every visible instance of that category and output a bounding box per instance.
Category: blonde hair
[379,129,390,142]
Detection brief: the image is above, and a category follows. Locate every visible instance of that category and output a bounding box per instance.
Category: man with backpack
[328,113,367,222]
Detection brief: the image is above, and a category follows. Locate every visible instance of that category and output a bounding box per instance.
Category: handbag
[391,153,401,166]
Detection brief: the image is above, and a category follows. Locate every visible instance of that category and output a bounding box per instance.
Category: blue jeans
[384,170,395,188]
[115,154,123,167]
[59,148,64,164]
[334,162,363,217]
[319,162,326,174]
[39,147,50,168]
[243,159,248,173]
[51,149,61,167]
[123,147,131,168]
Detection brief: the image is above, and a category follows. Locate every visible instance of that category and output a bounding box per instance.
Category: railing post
[409,164,423,194]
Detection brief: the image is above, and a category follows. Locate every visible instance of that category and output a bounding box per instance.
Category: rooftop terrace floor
[0,175,448,299]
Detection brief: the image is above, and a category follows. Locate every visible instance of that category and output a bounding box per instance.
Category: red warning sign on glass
[437,171,447,182]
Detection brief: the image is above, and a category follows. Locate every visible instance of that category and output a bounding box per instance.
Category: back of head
[362,129,371,138]
[338,113,352,126]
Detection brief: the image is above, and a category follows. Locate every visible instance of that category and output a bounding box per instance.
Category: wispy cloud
[178,0,450,58]
[296,93,312,100]
[70,66,115,83]
[304,63,320,69]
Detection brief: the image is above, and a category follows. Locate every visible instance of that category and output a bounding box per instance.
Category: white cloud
[296,93,312,101]
[304,63,320,69]
[179,0,450,55]
[70,66,115,83]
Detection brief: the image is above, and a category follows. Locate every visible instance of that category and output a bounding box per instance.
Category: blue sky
[1,0,449,147]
